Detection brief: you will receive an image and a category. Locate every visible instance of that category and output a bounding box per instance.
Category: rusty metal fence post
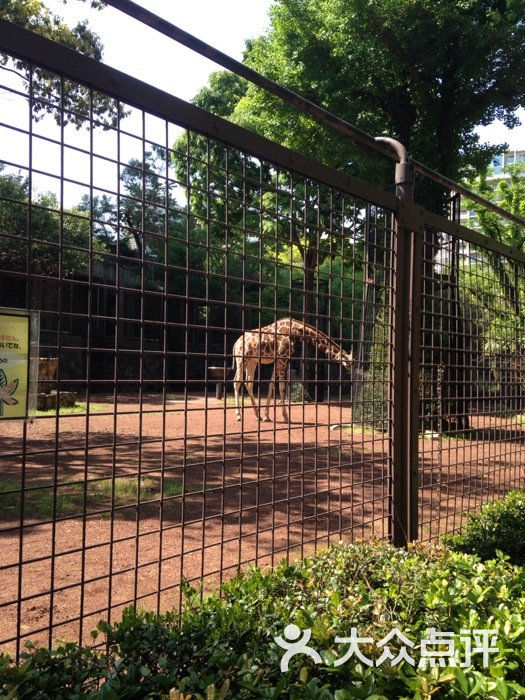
[378,138,424,546]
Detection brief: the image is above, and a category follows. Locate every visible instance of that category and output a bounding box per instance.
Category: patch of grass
[36,402,106,417]
[0,480,84,520]
[162,478,185,497]
[101,475,187,504]
[0,474,197,520]
[447,430,473,440]
[420,430,474,441]
[339,422,385,436]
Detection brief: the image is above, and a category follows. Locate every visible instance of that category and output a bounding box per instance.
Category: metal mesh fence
[0,52,395,656]
[418,227,525,540]
[1,21,524,660]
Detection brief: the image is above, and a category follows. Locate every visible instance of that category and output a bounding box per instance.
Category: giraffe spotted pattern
[232,317,353,423]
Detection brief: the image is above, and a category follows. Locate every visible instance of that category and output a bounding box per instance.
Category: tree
[231,0,524,189]
[463,163,525,320]
[461,164,525,409]
[467,163,525,250]
[0,165,106,276]
[172,75,278,334]
[200,0,523,425]
[192,70,248,118]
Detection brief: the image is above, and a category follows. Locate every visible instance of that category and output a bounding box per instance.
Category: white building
[490,149,525,177]
[460,147,525,229]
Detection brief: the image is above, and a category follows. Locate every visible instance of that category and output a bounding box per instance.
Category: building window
[492,154,503,174]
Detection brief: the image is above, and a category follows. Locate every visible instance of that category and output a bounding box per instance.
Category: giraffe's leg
[233,360,243,421]
[244,362,259,419]
[263,366,275,421]
[277,361,289,423]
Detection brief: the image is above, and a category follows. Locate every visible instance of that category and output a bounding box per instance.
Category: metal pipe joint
[375,136,415,201]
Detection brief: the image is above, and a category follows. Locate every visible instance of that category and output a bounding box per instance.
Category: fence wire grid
[0,46,396,657]
[418,228,525,540]
[0,23,523,659]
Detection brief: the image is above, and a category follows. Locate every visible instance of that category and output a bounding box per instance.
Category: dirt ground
[1,394,524,656]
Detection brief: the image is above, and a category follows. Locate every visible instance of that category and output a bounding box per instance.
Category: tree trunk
[352,208,387,422]
[302,262,317,401]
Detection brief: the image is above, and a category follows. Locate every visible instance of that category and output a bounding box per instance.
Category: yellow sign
[0,312,30,420]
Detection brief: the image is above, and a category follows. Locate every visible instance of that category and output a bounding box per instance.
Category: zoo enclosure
[0,11,524,659]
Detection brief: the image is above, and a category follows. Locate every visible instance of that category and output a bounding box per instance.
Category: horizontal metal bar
[423,209,525,264]
[0,19,397,212]
[103,0,525,229]
[414,159,525,229]
[103,0,395,163]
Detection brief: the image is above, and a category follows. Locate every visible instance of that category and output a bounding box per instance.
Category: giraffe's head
[340,350,354,374]
[330,347,354,374]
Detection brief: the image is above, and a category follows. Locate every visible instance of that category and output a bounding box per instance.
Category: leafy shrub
[0,641,107,699]
[444,490,525,565]
[1,541,525,699]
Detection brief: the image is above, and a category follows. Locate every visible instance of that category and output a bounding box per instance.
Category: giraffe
[232,317,353,423]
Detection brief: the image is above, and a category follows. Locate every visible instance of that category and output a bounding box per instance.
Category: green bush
[0,642,107,699]
[1,541,525,699]
[444,490,525,565]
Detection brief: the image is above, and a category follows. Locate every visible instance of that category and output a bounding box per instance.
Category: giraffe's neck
[287,319,352,366]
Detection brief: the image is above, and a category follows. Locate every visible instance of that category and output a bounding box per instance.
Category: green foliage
[461,164,525,354]
[2,541,525,698]
[172,61,376,337]
[0,641,107,699]
[444,490,525,566]
[0,165,107,276]
[0,0,104,57]
[460,257,525,353]
[230,0,525,186]
[192,71,248,118]
[465,164,525,250]
[1,0,120,128]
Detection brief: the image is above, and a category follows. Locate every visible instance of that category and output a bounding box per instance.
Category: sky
[0,0,276,204]
[1,0,523,193]
[45,0,274,102]
[41,0,524,151]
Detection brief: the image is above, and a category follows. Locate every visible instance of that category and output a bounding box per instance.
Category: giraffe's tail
[231,346,240,374]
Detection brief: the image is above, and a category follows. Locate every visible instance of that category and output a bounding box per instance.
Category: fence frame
[1,17,524,546]
[0,17,524,656]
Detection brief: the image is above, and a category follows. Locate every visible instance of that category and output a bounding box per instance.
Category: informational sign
[0,311,30,420]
